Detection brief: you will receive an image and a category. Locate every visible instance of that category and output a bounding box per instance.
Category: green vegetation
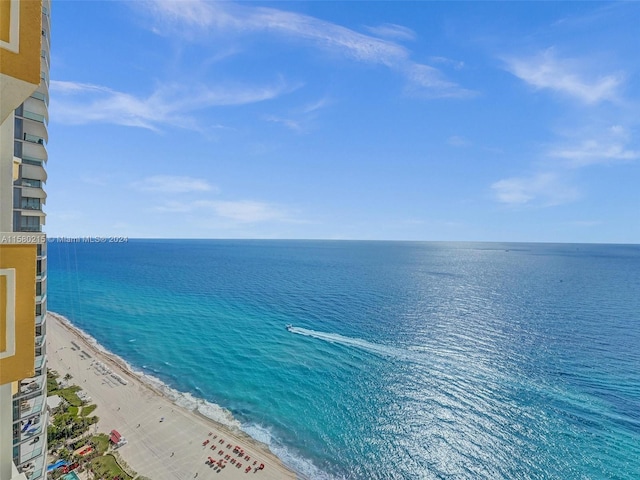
[56,386,83,407]
[90,454,133,480]
[47,370,59,391]
[90,433,110,455]
[47,369,99,454]
[81,404,97,416]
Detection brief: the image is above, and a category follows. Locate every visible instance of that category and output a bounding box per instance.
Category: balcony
[15,374,45,402]
[21,155,44,167]
[20,453,45,480]
[30,91,47,103]
[14,416,45,447]
[21,142,47,162]
[22,111,46,124]
[21,178,42,188]
[14,419,46,466]
[13,396,45,424]
[20,200,42,211]
[23,133,45,145]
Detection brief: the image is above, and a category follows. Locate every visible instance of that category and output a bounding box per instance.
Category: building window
[14,117,23,139]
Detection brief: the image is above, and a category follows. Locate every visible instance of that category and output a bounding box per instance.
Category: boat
[286,324,293,331]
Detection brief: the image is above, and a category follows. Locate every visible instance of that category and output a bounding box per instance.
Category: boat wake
[288,327,423,364]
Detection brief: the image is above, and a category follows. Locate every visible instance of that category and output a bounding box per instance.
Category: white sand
[47,312,298,480]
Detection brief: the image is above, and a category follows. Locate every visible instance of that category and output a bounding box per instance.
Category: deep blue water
[47,240,640,479]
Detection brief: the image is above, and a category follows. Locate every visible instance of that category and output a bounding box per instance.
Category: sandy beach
[47,312,298,480]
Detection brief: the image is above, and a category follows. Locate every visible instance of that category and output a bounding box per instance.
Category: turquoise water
[47,240,640,479]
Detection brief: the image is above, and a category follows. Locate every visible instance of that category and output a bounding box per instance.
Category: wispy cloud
[404,63,476,98]
[50,79,291,131]
[132,175,217,193]
[155,199,292,223]
[263,96,331,132]
[364,23,417,41]
[549,125,640,167]
[447,135,470,147]
[141,0,472,98]
[491,172,579,206]
[429,56,465,70]
[551,139,640,166]
[504,48,623,104]
[263,115,302,132]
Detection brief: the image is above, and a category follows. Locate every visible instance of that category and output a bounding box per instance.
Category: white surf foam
[242,423,342,480]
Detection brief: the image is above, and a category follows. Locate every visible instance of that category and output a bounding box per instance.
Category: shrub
[81,404,97,416]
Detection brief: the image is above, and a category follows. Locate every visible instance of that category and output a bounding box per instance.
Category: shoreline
[47,311,299,480]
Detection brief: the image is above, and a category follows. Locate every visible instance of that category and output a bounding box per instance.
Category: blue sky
[46,1,640,242]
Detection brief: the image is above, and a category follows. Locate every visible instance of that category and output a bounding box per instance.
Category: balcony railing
[21,453,45,480]
[21,204,42,211]
[14,417,44,447]
[15,434,45,466]
[22,178,42,188]
[23,133,45,145]
[22,110,46,124]
[18,225,42,233]
[30,91,47,103]
[21,156,44,166]
[14,396,45,423]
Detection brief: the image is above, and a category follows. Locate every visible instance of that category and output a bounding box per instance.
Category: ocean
[46,240,640,479]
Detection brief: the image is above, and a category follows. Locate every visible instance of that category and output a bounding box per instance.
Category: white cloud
[491,172,579,206]
[50,79,291,131]
[504,48,623,104]
[141,0,472,98]
[133,175,216,193]
[551,140,640,167]
[364,23,417,41]
[404,64,476,98]
[549,125,640,167]
[263,115,302,132]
